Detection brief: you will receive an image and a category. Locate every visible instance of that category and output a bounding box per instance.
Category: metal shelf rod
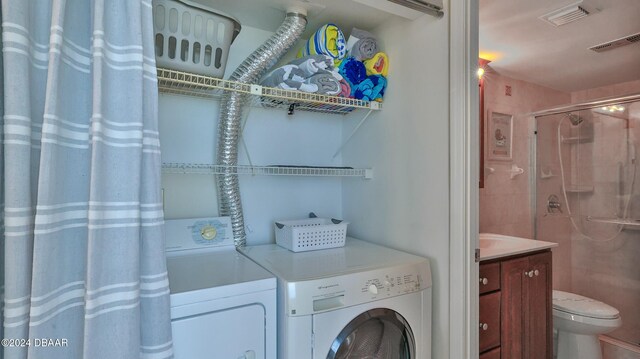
[586,216,640,227]
[162,163,373,179]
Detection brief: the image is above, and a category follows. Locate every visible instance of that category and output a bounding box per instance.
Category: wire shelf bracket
[333,109,375,159]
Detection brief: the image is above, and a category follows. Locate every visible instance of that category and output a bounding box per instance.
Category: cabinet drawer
[479,291,501,353]
[479,262,500,294]
[480,346,500,359]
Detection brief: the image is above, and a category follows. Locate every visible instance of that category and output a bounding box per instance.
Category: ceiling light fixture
[477,58,490,79]
[600,105,625,113]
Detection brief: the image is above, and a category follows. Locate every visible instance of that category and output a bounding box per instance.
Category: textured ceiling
[480,0,640,92]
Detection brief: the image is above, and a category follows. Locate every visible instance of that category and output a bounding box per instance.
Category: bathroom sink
[479,237,523,249]
[478,233,558,261]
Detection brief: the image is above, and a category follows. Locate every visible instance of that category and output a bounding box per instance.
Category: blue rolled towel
[338,57,367,87]
[352,75,387,101]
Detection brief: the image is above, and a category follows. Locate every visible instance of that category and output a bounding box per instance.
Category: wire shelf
[157,68,381,115]
[162,163,373,179]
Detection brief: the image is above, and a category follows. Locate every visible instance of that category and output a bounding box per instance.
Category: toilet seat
[553,290,619,320]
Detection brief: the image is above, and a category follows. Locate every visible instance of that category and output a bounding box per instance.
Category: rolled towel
[306,73,341,96]
[261,65,307,89]
[352,75,387,101]
[297,24,346,64]
[338,79,351,98]
[288,54,334,77]
[346,27,378,61]
[364,52,389,77]
[338,57,367,87]
[261,65,321,93]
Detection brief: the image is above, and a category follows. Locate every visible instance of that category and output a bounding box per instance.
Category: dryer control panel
[284,260,431,317]
[165,217,233,254]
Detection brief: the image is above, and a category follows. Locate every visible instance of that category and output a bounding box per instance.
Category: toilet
[553,290,622,359]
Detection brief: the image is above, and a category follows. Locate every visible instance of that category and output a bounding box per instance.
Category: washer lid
[239,237,431,286]
[167,249,275,307]
[552,290,620,319]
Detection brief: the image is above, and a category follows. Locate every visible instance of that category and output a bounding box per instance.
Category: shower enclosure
[534,94,640,351]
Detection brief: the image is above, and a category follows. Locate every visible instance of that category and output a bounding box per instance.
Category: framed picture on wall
[487,110,513,161]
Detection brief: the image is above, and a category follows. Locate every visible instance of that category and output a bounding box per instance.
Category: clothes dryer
[240,237,431,359]
[166,217,277,359]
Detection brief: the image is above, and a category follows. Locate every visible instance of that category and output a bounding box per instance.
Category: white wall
[159,25,344,245]
[341,12,451,359]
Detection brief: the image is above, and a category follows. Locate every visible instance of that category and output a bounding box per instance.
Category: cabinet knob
[534,269,539,277]
[524,270,534,278]
[479,322,488,331]
[479,277,488,285]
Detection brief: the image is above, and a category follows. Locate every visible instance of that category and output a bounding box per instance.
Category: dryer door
[326,308,415,359]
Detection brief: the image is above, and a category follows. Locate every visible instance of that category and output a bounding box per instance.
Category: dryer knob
[368,284,378,294]
[200,225,217,240]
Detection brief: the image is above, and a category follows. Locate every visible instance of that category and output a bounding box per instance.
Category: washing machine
[165,217,277,359]
[240,237,432,359]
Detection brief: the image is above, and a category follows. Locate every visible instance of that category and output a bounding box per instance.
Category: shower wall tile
[537,215,573,291]
[480,70,571,238]
[571,79,640,103]
[501,220,533,239]
[551,244,572,290]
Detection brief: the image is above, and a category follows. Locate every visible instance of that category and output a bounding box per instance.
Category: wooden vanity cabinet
[479,250,552,359]
[480,347,501,359]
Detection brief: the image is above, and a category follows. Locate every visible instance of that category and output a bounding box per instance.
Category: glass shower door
[535,98,640,348]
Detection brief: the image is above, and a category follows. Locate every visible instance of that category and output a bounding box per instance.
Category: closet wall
[341,10,451,359]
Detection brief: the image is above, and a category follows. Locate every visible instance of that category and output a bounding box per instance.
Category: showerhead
[567,113,584,126]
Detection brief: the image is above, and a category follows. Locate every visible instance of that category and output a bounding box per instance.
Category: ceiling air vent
[540,4,589,26]
[589,32,640,53]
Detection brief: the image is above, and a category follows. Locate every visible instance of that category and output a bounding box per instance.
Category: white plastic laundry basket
[275,217,349,252]
[152,0,240,77]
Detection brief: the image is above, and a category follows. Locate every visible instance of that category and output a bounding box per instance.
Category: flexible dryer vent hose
[217,12,307,247]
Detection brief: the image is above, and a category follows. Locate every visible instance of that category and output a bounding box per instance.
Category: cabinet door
[500,256,528,359]
[479,262,501,294]
[526,251,552,359]
[479,291,501,353]
[480,347,500,359]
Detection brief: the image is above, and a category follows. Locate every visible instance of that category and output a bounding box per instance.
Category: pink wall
[571,79,640,103]
[479,70,570,238]
[480,71,640,358]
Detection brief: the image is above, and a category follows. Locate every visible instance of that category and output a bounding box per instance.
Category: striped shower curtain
[1,0,173,358]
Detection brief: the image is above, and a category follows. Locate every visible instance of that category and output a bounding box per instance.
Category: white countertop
[478,233,558,261]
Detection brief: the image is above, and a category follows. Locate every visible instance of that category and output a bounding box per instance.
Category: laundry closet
[156,0,452,358]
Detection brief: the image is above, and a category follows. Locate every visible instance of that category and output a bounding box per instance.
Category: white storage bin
[152,0,240,77]
[275,217,349,252]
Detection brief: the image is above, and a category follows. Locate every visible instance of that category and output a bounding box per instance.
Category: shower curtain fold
[0,0,173,358]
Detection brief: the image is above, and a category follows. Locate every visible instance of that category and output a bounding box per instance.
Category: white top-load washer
[240,237,432,359]
[165,217,277,359]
